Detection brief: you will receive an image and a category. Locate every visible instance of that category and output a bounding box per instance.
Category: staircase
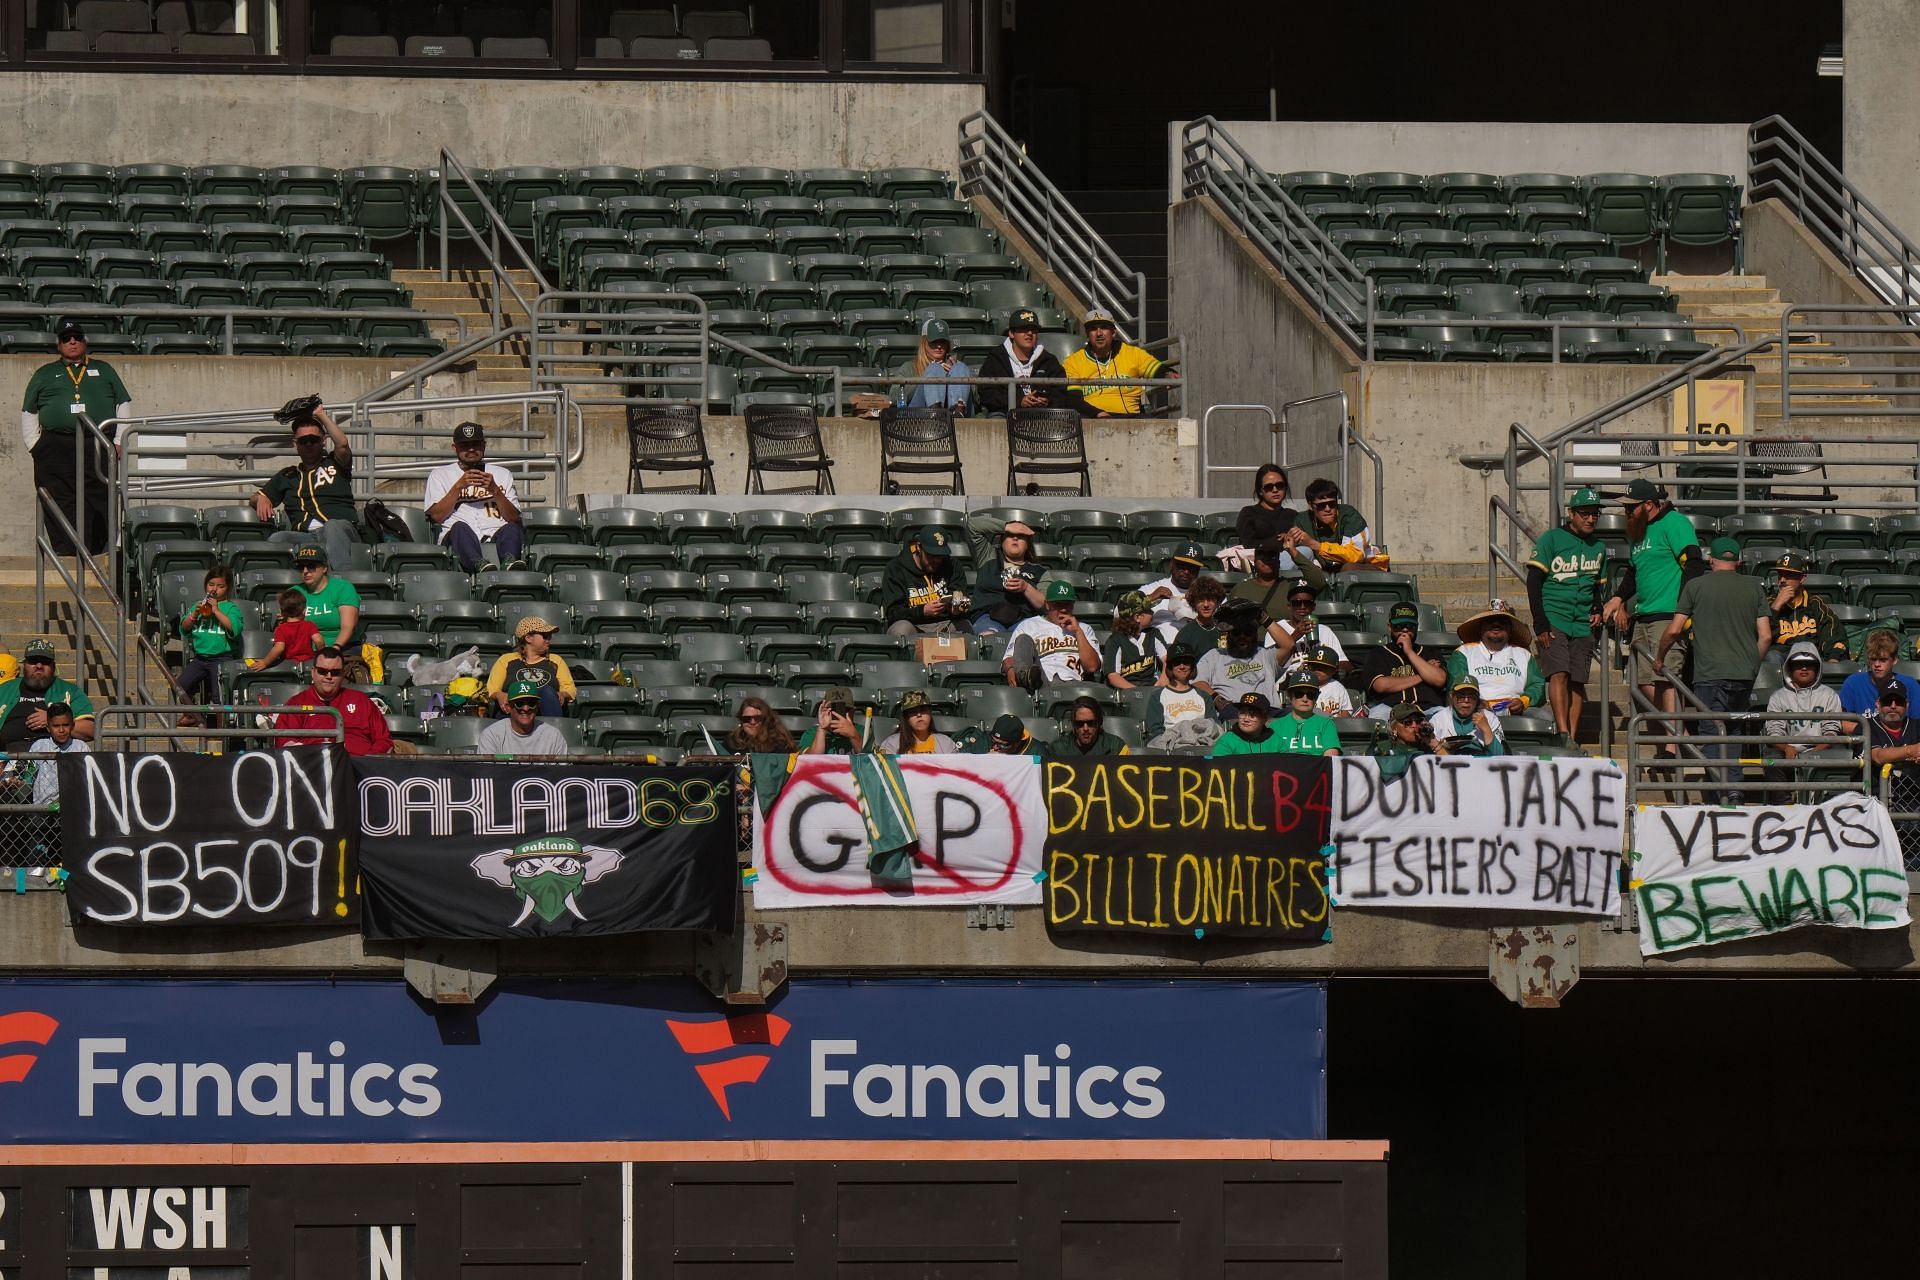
[395,266,535,395]
[0,555,126,699]
[1060,189,1167,344]
[1655,273,1889,422]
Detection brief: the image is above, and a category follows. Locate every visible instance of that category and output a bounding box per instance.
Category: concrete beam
[7,892,1917,979]
[0,74,984,171]
[1843,0,1920,244]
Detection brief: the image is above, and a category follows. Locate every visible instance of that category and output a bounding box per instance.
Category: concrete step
[1653,274,1771,290]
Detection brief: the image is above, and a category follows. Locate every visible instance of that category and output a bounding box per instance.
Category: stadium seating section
[1279,170,1739,363]
[132,500,1554,759]
[0,161,442,357]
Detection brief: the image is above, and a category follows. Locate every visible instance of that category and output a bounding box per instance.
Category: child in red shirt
[252,589,323,672]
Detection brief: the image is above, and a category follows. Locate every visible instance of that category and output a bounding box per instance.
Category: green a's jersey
[1629,508,1698,615]
[1528,526,1607,634]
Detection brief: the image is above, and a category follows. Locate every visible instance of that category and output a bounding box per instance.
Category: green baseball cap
[1170,541,1207,566]
[915,526,952,557]
[1115,590,1151,616]
[1709,535,1741,560]
[506,679,542,704]
[1387,601,1420,628]
[1567,487,1602,510]
[1045,579,1077,603]
[506,834,582,862]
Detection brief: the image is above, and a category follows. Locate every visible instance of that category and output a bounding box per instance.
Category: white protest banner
[1633,793,1910,956]
[1329,755,1626,914]
[752,754,1045,907]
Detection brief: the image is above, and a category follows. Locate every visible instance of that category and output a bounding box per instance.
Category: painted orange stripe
[0,1139,1388,1166]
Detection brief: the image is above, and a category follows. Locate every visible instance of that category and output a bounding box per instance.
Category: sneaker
[175,712,204,728]
[476,560,499,573]
[504,557,529,572]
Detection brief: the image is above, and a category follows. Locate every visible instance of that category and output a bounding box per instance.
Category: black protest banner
[353,758,737,940]
[1043,757,1332,939]
[62,747,356,927]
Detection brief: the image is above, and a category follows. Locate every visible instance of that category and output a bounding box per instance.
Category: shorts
[1630,616,1688,687]
[1537,630,1597,681]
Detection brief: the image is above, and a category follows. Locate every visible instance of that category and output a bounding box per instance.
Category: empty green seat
[718,166,793,200]
[1541,230,1613,261]
[191,164,267,197]
[1426,257,1498,289]
[1660,174,1742,270]
[1512,201,1586,235]
[797,168,870,200]
[1521,282,1594,316]
[1278,171,1351,206]
[1397,228,1470,261]
[69,219,141,251]
[750,195,821,227]
[494,165,567,240]
[1377,201,1445,233]
[141,222,211,253]
[212,223,287,255]
[1430,172,1503,207]
[1583,173,1660,249]
[1504,173,1579,205]
[1445,203,1512,234]
[569,165,647,200]
[1500,257,1568,289]
[645,165,718,199]
[1593,281,1673,316]
[1566,256,1643,287]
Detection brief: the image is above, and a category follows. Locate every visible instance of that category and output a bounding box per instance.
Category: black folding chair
[625,402,717,494]
[877,404,964,495]
[1005,407,1091,497]
[743,403,835,495]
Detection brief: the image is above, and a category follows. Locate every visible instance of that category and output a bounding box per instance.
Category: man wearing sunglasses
[1299,479,1380,574]
[20,318,130,556]
[273,645,392,756]
[253,400,361,571]
[477,679,572,758]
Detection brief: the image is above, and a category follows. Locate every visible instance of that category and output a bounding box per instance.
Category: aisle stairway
[0,554,124,697]
[1060,188,1166,344]
[1654,273,1889,421]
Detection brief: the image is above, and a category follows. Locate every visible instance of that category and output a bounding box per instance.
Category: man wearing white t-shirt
[1445,600,1546,714]
[1140,541,1206,642]
[424,420,524,572]
[1272,584,1349,672]
[1005,580,1101,689]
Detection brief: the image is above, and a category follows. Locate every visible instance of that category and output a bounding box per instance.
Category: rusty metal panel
[1488,925,1581,1007]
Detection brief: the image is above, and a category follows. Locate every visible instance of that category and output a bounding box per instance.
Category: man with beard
[1601,478,1703,747]
[881,525,963,638]
[1359,601,1447,719]
[976,308,1089,417]
[1868,684,1920,867]
[1050,695,1131,757]
[1447,601,1545,715]
[1062,306,1175,417]
[0,638,94,750]
[1139,541,1208,641]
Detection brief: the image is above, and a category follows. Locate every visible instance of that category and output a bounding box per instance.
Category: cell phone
[461,458,486,472]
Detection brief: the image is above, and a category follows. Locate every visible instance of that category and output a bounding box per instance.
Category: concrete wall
[1354,362,1670,563]
[0,75,984,169]
[1166,197,1360,499]
[0,355,475,544]
[1169,120,1750,200]
[1844,0,1920,244]
[572,412,1198,500]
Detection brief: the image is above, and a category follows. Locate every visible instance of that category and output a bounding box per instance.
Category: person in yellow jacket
[1062,307,1175,417]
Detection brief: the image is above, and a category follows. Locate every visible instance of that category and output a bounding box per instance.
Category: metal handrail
[1625,709,1872,809]
[958,110,1149,340]
[1749,115,1920,314]
[1179,116,1373,351]
[434,148,550,330]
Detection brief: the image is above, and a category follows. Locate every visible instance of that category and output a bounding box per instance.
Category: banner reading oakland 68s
[352,759,737,940]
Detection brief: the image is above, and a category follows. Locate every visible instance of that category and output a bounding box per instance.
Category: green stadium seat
[1378,282,1449,315]
[0,163,36,198]
[0,220,64,252]
[11,246,81,278]
[769,226,840,259]
[1276,171,1350,206]
[1308,201,1373,235]
[718,166,793,200]
[139,221,211,254]
[1512,202,1586,236]
[677,194,750,230]
[210,223,287,256]
[645,165,718,199]
[824,196,895,229]
[606,194,679,231]
[1554,311,1643,363]
[1501,257,1569,290]
[895,197,970,229]
[1521,282,1595,316]
[1660,174,1742,270]
[232,250,306,283]
[116,194,188,225]
[1625,312,1712,364]
[266,194,342,227]
[1351,254,1424,288]
[45,192,117,223]
[31,277,98,306]
[569,165,647,200]
[1377,201,1445,234]
[1539,229,1612,262]
[140,333,215,355]
[326,279,410,309]
[918,225,997,258]
[1468,231,1540,263]
[1594,281,1674,317]
[1444,203,1512,235]
[1501,173,1577,205]
[1397,228,1471,261]
[192,194,266,224]
[847,225,919,258]
[1401,309,1495,360]
[1581,173,1660,250]
[1852,576,1920,611]
[1567,256,1644,287]
[1821,548,1896,579]
[85,248,158,278]
[1426,257,1499,290]
[796,168,869,201]
[702,225,775,259]
[749,195,821,228]
[68,220,140,252]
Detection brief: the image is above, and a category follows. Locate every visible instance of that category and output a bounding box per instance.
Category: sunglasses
[511,700,541,712]
[294,435,324,446]
[1260,481,1286,492]
[297,564,323,572]
[1003,531,1033,540]
[1289,598,1315,608]
[1309,499,1339,509]
[313,666,344,676]
[738,713,765,724]
[1071,718,1099,727]
[23,657,51,666]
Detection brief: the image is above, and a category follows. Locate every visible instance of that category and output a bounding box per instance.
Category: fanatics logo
[664,1012,792,1120]
[0,1010,59,1084]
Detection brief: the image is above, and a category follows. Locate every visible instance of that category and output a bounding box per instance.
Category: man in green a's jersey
[1527,488,1609,741]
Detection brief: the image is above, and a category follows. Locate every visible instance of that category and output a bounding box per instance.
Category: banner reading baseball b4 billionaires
[353,759,736,939]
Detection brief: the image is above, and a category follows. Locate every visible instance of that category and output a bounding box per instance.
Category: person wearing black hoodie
[976,308,1089,418]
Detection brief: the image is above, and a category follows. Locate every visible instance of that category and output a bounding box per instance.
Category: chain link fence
[1879,766,1920,871]
[0,752,66,875]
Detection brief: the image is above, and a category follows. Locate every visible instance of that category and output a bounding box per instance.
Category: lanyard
[65,360,87,397]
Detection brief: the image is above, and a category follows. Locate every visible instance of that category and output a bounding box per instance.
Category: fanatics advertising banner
[1633,793,1911,956]
[751,753,1046,907]
[62,747,358,927]
[1043,757,1333,940]
[1328,755,1627,914]
[352,759,736,940]
[0,977,1328,1143]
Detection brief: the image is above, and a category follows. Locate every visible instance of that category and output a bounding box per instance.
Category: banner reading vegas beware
[353,759,737,940]
[1043,757,1333,940]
